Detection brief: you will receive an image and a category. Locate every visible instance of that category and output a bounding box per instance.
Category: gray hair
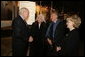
[19,7,29,15]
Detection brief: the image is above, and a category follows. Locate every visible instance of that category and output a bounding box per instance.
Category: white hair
[36,14,46,22]
[19,7,29,15]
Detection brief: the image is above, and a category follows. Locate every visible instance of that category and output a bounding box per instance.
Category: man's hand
[28,36,33,42]
[56,46,61,52]
[47,38,52,45]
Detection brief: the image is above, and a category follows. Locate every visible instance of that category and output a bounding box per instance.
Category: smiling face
[66,18,74,29]
[50,13,58,22]
[36,14,45,23]
[66,14,81,29]
[19,8,29,20]
[22,9,29,20]
[37,16,42,23]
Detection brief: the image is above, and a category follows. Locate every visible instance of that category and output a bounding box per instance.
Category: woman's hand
[28,36,33,42]
[56,46,61,52]
[47,38,52,45]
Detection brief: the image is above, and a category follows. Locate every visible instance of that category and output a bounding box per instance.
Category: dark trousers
[29,42,44,56]
[12,39,28,56]
[46,45,62,56]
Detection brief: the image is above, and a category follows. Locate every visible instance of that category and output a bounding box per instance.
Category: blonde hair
[36,14,46,22]
[67,14,81,28]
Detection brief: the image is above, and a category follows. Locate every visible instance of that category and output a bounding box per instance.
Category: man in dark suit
[12,8,30,56]
[46,9,66,56]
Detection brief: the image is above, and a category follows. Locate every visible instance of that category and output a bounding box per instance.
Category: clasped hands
[47,38,61,52]
[28,36,33,42]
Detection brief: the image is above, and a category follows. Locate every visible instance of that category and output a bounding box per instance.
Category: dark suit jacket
[45,20,66,56]
[12,15,30,56]
[31,21,47,45]
[62,29,80,56]
[48,20,66,47]
[29,21,47,56]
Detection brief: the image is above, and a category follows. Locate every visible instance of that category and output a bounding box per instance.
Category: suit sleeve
[63,32,79,55]
[12,19,26,40]
[54,22,66,47]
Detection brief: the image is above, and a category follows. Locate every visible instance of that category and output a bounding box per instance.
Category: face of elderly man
[23,9,29,20]
[19,8,29,20]
[50,13,58,22]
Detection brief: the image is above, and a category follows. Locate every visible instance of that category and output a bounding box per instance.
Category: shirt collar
[20,15,25,20]
[53,19,60,23]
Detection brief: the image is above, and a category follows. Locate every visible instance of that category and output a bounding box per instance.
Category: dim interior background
[1,1,84,56]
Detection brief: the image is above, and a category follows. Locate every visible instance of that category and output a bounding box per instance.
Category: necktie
[50,22,54,38]
[24,20,28,26]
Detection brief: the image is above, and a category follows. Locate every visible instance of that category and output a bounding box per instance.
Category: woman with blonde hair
[36,14,46,23]
[62,14,81,56]
[29,14,47,56]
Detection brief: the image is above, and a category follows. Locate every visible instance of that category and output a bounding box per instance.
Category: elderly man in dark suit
[46,9,66,56]
[12,7,30,56]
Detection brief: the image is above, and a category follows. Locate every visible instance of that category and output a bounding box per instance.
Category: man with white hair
[12,7,30,56]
